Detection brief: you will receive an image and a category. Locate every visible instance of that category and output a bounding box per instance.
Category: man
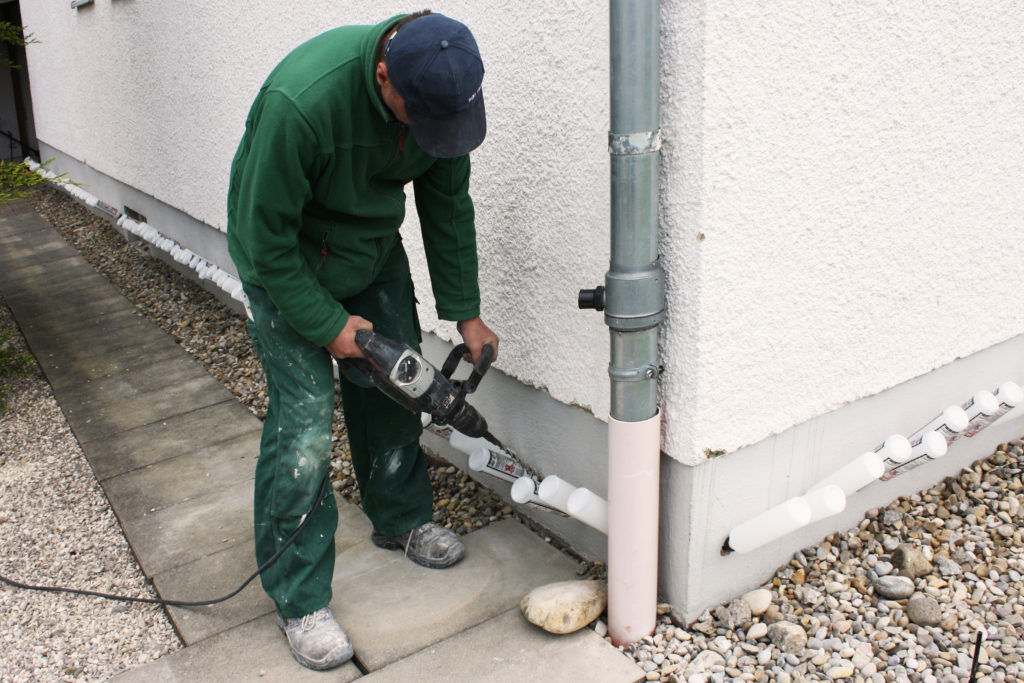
[226,11,498,670]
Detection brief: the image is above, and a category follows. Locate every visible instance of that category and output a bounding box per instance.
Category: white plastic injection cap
[942,406,970,432]
[537,475,576,513]
[997,381,1024,407]
[800,484,846,524]
[876,435,912,464]
[811,451,885,496]
[566,487,609,534]
[467,449,489,472]
[916,431,948,458]
[728,497,812,554]
[510,476,538,504]
[967,390,999,417]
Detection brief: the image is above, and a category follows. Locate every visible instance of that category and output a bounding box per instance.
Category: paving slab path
[0,200,643,682]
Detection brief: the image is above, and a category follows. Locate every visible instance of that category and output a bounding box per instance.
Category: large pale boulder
[520,580,607,634]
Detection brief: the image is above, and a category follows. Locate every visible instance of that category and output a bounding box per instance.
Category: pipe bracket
[609,130,662,156]
[609,363,661,382]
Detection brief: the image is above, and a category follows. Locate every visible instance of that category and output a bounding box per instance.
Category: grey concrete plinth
[360,608,644,683]
[107,613,362,683]
[337,519,579,672]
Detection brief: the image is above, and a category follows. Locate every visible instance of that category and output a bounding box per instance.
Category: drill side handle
[441,343,494,395]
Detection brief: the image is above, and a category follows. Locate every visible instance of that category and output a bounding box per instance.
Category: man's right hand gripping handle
[325,315,374,359]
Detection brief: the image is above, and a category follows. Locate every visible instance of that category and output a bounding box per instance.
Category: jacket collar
[363,14,406,122]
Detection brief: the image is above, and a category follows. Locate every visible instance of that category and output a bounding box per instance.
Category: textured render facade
[19,0,1024,619]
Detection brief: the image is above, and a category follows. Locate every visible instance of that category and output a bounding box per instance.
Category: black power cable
[0,475,330,607]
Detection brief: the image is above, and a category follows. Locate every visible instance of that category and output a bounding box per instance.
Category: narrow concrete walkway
[0,200,643,682]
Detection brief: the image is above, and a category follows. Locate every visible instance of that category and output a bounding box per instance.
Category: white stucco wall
[658,0,1024,464]
[20,1,1024,468]
[20,0,613,429]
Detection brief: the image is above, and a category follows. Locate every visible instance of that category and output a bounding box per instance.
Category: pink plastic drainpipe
[607,412,661,646]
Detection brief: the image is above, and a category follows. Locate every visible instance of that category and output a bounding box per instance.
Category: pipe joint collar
[604,261,666,331]
[609,130,662,156]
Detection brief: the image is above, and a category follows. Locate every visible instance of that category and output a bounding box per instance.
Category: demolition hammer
[344,329,505,450]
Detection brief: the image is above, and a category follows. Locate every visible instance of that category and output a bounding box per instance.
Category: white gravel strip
[0,300,181,682]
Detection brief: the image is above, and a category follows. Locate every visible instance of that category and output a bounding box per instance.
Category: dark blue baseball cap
[385,14,486,158]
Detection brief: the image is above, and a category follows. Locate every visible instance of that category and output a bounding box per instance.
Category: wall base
[662,332,1024,622]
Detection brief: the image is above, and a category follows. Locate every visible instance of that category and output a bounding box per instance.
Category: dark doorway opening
[1,0,38,162]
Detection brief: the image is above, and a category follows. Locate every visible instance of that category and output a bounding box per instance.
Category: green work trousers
[244,242,433,618]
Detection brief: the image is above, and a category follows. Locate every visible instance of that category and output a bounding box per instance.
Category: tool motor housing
[347,330,492,439]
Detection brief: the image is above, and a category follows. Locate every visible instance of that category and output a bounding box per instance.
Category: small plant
[0,20,37,70]
[0,327,35,412]
[0,158,64,204]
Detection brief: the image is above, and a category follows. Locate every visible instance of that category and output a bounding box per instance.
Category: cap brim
[407,94,486,159]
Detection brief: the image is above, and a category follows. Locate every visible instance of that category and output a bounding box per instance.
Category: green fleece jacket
[227,15,480,347]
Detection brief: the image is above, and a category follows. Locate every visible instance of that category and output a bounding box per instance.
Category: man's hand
[325,315,374,358]
[457,317,499,363]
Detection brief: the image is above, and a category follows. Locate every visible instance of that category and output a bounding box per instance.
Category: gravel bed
[620,441,1024,682]
[0,299,180,681]
[9,185,1024,682]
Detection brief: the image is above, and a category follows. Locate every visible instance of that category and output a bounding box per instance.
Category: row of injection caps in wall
[723,380,1023,555]
[423,415,611,534]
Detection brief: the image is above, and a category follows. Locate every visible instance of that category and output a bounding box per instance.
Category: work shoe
[276,607,353,671]
[371,522,466,569]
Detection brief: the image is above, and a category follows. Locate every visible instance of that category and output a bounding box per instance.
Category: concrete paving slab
[0,212,58,239]
[101,430,261,520]
[359,608,644,683]
[0,264,119,299]
[50,351,212,413]
[154,540,272,645]
[0,198,35,221]
[0,239,82,270]
[336,518,579,672]
[155,499,373,645]
[118,478,254,577]
[83,400,260,479]
[0,259,111,294]
[8,292,142,337]
[5,297,144,348]
[39,336,186,391]
[61,372,234,444]
[107,613,362,683]
[0,228,74,253]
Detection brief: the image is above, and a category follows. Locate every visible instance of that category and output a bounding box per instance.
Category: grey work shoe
[276,607,354,671]
[371,522,466,569]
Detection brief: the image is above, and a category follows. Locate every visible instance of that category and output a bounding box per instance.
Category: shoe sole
[371,531,465,569]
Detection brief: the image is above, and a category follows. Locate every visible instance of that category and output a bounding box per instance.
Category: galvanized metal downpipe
[579,0,665,646]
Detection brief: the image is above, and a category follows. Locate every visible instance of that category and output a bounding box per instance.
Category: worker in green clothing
[226,11,498,670]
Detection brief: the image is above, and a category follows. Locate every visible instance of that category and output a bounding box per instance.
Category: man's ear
[375,61,389,87]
